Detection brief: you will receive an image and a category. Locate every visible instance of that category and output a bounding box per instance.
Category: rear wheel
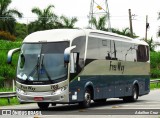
[79,88,91,108]
[123,85,138,102]
[131,85,138,102]
[37,102,49,109]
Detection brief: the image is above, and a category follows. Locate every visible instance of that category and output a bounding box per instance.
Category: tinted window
[87,37,99,59]
[72,36,86,59]
[137,45,149,62]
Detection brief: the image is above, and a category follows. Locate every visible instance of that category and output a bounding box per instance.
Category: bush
[0,31,16,41]
[0,40,21,80]
[150,51,160,78]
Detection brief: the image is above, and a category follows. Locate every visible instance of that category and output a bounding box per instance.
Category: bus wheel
[79,88,91,108]
[123,85,138,102]
[37,102,49,109]
[131,85,138,102]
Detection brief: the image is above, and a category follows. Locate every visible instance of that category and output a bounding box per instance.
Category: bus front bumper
[16,88,69,103]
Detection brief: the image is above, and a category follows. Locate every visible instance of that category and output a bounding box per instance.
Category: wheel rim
[85,92,91,106]
[133,88,137,100]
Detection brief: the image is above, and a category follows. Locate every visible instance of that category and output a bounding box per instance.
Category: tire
[123,85,138,102]
[131,85,138,102]
[37,102,49,109]
[79,88,91,108]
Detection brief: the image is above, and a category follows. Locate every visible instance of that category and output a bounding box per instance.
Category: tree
[28,5,58,33]
[146,37,155,51]
[59,15,78,28]
[105,27,137,38]
[120,27,136,38]
[0,0,22,34]
[89,16,107,30]
[15,23,27,39]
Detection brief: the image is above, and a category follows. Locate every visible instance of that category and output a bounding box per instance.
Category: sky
[9,0,160,40]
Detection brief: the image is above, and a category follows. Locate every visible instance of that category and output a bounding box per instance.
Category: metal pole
[145,15,148,42]
[129,9,133,37]
[12,79,15,92]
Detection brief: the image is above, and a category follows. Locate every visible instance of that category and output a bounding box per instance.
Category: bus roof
[23,29,148,46]
[23,29,86,43]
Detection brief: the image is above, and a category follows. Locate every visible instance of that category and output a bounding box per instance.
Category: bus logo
[109,61,125,74]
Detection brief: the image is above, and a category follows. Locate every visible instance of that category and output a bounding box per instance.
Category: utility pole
[129,9,133,37]
[145,15,148,42]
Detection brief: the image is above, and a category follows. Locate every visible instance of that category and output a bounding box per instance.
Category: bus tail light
[34,97,44,101]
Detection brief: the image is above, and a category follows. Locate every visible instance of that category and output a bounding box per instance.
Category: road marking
[120,105,160,107]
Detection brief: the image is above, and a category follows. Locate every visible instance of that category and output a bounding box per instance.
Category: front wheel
[79,88,91,108]
[37,102,49,109]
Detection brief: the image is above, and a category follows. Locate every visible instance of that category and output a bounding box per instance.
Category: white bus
[8,29,150,109]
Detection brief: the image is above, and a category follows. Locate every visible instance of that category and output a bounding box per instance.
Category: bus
[7,29,150,109]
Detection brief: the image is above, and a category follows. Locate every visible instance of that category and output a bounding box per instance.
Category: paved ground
[0,89,160,118]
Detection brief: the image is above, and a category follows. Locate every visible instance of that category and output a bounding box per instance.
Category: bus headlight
[16,88,26,95]
[52,86,67,95]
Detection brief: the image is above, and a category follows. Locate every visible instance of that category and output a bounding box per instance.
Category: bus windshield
[17,41,69,82]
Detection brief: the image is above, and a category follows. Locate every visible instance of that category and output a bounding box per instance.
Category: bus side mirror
[64,46,76,63]
[7,48,20,64]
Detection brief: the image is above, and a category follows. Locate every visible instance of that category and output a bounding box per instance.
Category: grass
[0,88,14,92]
[0,87,20,106]
[0,98,19,106]
[150,83,160,90]
[150,78,160,90]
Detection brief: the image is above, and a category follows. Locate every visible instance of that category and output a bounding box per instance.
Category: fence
[150,79,160,88]
[0,92,16,104]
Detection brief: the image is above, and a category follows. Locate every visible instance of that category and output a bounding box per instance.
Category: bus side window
[72,36,86,69]
[137,45,149,62]
[104,40,118,60]
[70,52,79,73]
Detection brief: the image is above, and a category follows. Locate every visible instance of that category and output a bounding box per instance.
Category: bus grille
[26,92,52,96]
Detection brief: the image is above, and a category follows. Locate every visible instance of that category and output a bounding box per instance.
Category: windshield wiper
[25,55,40,82]
[41,54,53,84]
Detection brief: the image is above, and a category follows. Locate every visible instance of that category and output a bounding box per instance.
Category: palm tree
[59,15,78,28]
[0,0,23,34]
[146,37,155,51]
[29,5,58,32]
[89,15,107,30]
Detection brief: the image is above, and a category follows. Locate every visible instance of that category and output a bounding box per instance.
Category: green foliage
[59,15,78,28]
[106,28,137,38]
[150,51,160,78]
[89,16,107,30]
[28,5,58,33]
[0,0,23,34]
[15,23,27,39]
[0,98,19,106]
[0,40,21,80]
[150,82,160,89]
[146,38,155,51]
[0,31,16,41]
